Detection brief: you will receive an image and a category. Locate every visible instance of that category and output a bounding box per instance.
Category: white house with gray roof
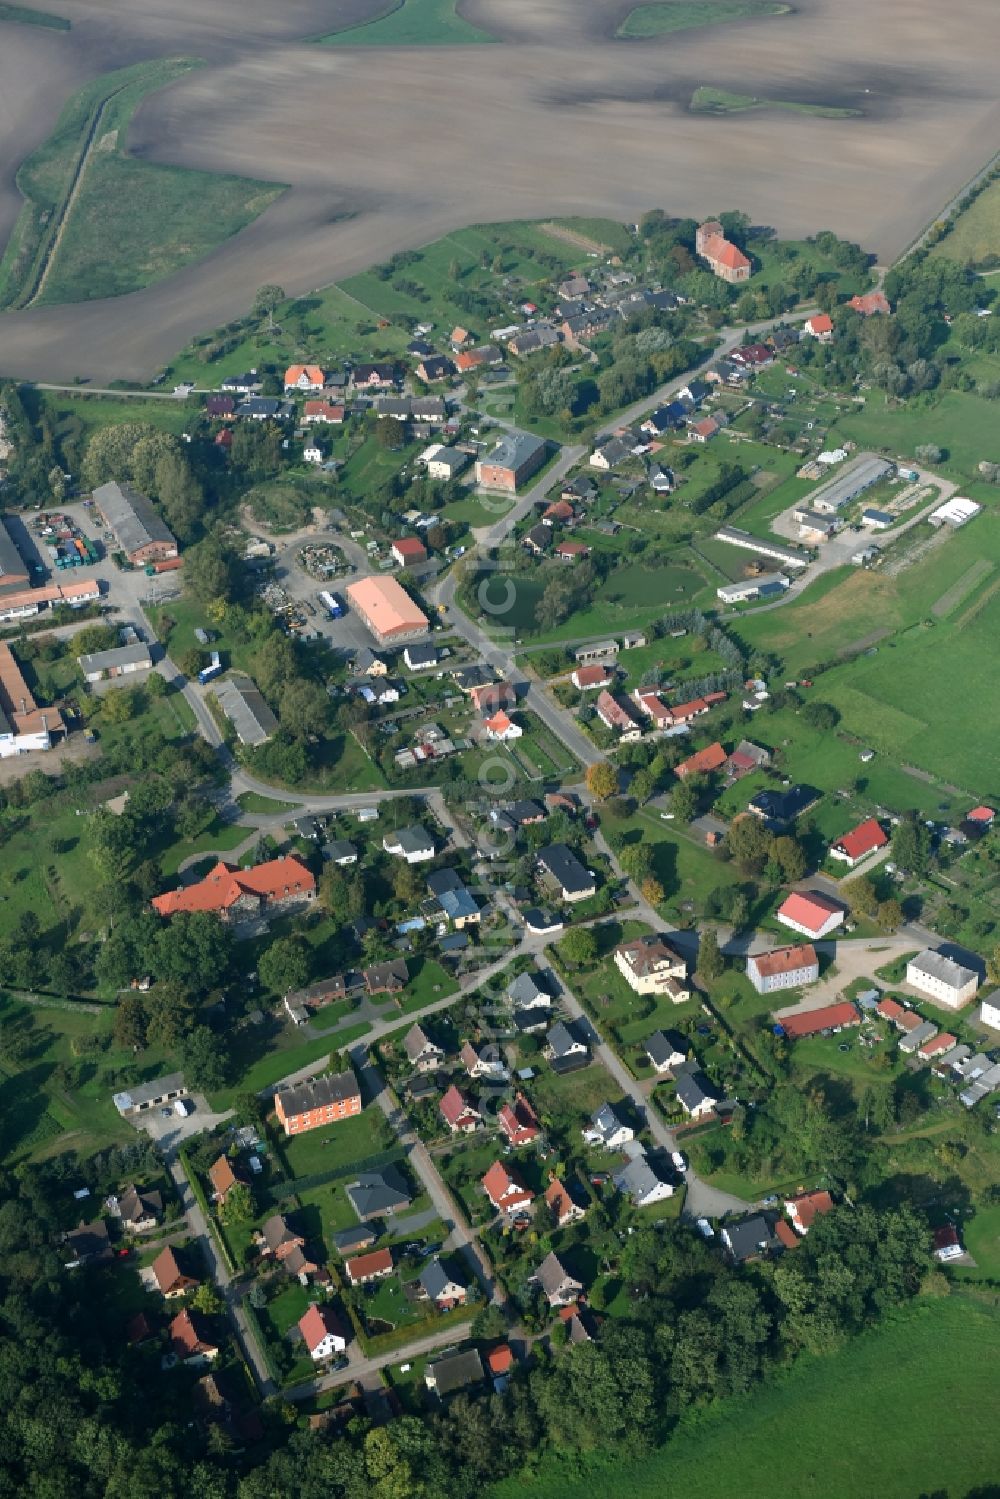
[906,948,979,1010]
[215,674,279,746]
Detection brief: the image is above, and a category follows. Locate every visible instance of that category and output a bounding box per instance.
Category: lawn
[206,1022,370,1112]
[1,58,283,309]
[690,87,860,119]
[492,1292,1000,1499]
[0,2,70,26]
[317,0,496,46]
[0,994,172,1162]
[280,1107,396,1179]
[616,1,788,38]
[236,792,301,815]
[398,956,459,1013]
[477,560,709,643]
[931,174,1000,268]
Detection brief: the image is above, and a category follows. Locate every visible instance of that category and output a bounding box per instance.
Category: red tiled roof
[485,710,516,735]
[668,695,710,720]
[152,1245,191,1294]
[498,1092,540,1144]
[832,817,888,862]
[545,1177,580,1222]
[775,1219,799,1250]
[152,856,315,917]
[487,1344,514,1374]
[933,1224,960,1252]
[750,943,817,979]
[919,1032,956,1058]
[690,417,719,438]
[439,1084,479,1127]
[299,1303,345,1353]
[346,1248,393,1281]
[208,1155,240,1198]
[574,664,611,686]
[170,1308,217,1358]
[807,313,834,335]
[676,741,727,778]
[482,1161,533,1209]
[775,890,844,934]
[779,1001,859,1039]
[704,234,751,272]
[556,540,589,557]
[786,1189,834,1231]
[544,500,574,520]
[393,536,428,562]
[285,364,323,386]
[877,997,906,1023]
[848,290,890,316]
[967,806,995,823]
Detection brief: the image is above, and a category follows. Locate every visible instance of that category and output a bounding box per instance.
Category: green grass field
[690,86,860,119]
[317,0,496,45]
[616,0,788,38]
[931,174,1000,267]
[493,1292,1000,1499]
[35,60,283,304]
[0,2,70,26]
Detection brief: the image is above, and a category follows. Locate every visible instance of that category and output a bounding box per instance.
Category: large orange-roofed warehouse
[346,575,429,644]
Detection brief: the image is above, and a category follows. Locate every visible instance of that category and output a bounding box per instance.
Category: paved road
[354,1052,505,1306]
[283,1317,474,1403]
[168,1154,276,1397]
[551,962,750,1220]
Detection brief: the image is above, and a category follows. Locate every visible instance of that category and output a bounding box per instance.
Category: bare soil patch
[0,0,997,379]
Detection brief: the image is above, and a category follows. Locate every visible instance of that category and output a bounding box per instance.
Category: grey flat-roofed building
[715,526,809,569]
[215,674,279,746]
[93,481,178,564]
[78,643,152,682]
[0,517,30,596]
[808,456,894,514]
[113,1072,186,1114]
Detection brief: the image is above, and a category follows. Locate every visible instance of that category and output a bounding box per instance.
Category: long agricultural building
[0,578,99,624]
[0,640,64,756]
[0,517,30,596]
[714,527,810,569]
[806,456,894,515]
[346,575,429,644]
[92,480,178,565]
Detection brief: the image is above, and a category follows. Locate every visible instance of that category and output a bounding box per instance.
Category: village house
[583,1103,634,1151]
[533,1251,583,1308]
[613,1154,674,1207]
[614,934,689,1001]
[299,1304,348,1361]
[508,971,551,1011]
[439,1084,483,1134]
[403,1023,444,1072]
[688,416,720,444]
[830,817,888,867]
[391,536,428,568]
[596,689,643,741]
[778,1002,860,1040]
[208,1154,245,1205]
[78,642,152,683]
[425,1348,485,1399]
[746,944,820,995]
[675,741,728,779]
[803,313,834,342]
[673,1059,719,1119]
[345,1166,412,1221]
[303,400,345,425]
[906,948,980,1010]
[353,362,399,390]
[382,825,436,864]
[774,890,846,939]
[284,364,325,392]
[555,539,590,562]
[572,663,613,691]
[303,436,325,466]
[523,522,551,556]
[545,1176,586,1228]
[721,1215,786,1264]
[418,1258,467,1310]
[645,1030,688,1075]
[848,289,891,316]
[170,1309,219,1365]
[482,1161,534,1217]
[62,1218,112,1267]
[117,1184,163,1233]
[426,867,480,928]
[152,1245,198,1298]
[460,1041,508,1081]
[547,1020,589,1069]
[536,844,596,903]
[784,1190,835,1236]
[345,1248,394,1287]
[483,709,523,743]
[498,1092,541,1146]
[274,1070,363,1137]
[727,739,771,780]
[151,855,315,920]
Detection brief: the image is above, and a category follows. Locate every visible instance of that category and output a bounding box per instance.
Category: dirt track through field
[0,0,998,380]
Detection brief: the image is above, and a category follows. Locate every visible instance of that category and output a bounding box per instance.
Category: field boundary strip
[930,557,994,618]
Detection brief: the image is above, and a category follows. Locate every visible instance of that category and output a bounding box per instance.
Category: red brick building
[274,1070,362,1136]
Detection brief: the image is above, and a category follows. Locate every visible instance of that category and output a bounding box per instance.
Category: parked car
[671,1151,687,1172]
[695,1218,714,1239]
